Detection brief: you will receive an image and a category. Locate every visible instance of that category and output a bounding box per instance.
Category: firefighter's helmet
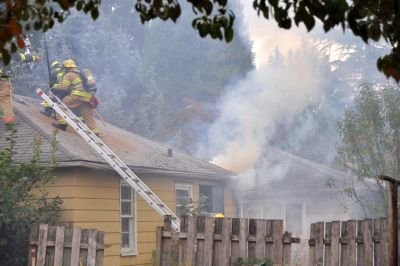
[50,60,62,69]
[215,213,224,218]
[63,59,77,68]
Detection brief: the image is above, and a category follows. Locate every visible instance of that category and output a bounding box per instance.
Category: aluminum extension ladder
[36,88,181,232]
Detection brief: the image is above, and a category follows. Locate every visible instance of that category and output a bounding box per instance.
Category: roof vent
[167,148,173,157]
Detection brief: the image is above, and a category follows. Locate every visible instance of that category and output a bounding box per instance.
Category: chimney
[167,148,173,157]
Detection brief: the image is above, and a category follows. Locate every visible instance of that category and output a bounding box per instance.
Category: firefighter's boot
[52,122,67,131]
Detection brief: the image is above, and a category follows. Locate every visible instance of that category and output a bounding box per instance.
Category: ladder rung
[144,191,153,195]
[157,204,165,207]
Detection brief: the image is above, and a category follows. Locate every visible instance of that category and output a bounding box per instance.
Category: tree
[0,0,100,63]
[334,83,400,216]
[3,0,400,81]
[135,0,400,81]
[0,127,62,266]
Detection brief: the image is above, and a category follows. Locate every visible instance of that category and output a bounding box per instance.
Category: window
[120,180,136,255]
[175,184,192,217]
[285,203,304,236]
[240,200,305,237]
[199,185,224,214]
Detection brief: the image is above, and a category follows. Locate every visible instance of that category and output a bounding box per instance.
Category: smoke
[205,44,326,186]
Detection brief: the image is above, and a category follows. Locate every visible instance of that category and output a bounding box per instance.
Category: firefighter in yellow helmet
[41,60,66,116]
[215,213,224,218]
[0,52,41,124]
[50,60,65,87]
[52,59,100,135]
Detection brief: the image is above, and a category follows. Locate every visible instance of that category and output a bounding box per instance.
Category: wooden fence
[28,224,105,266]
[308,218,388,266]
[154,216,300,266]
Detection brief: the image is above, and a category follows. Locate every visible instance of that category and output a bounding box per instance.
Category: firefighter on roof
[41,60,66,116]
[52,59,100,136]
[0,52,41,124]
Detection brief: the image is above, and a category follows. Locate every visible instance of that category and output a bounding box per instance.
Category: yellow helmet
[63,59,77,68]
[50,60,62,69]
[215,213,224,218]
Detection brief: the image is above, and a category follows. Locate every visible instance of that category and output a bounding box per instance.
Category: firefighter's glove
[89,95,99,108]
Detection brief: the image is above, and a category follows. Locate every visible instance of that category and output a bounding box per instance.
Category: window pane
[285,203,303,236]
[121,202,132,215]
[121,233,130,248]
[212,186,224,213]
[176,188,190,198]
[121,185,131,200]
[121,218,130,232]
[263,202,283,219]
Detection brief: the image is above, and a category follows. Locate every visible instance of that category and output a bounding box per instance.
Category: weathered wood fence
[154,216,300,266]
[308,218,388,266]
[28,224,105,266]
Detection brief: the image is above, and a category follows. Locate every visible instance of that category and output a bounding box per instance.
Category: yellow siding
[47,168,237,266]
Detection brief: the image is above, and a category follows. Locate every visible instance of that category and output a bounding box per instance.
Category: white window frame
[120,180,137,256]
[175,183,193,216]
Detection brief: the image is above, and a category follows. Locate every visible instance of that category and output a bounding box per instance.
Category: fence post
[308,223,316,266]
[314,222,324,266]
[282,231,292,266]
[378,175,400,266]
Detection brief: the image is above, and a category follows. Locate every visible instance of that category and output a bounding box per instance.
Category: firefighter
[41,60,66,116]
[51,59,100,136]
[0,52,41,124]
[50,60,65,87]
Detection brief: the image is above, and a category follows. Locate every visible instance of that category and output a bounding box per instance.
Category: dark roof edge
[14,108,75,160]
[54,160,233,180]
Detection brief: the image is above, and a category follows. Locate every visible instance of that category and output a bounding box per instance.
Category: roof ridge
[14,107,75,161]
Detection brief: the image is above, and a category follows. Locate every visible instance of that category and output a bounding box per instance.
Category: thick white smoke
[209,47,322,172]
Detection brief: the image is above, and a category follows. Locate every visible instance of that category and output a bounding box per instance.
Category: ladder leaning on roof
[36,88,181,232]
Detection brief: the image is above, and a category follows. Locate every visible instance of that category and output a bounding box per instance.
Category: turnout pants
[59,95,99,134]
[0,79,15,124]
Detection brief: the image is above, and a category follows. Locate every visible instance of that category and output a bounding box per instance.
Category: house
[0,95,236,266]
[237,146,380,238]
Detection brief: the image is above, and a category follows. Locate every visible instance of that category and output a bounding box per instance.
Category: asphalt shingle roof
[0,95,232,179]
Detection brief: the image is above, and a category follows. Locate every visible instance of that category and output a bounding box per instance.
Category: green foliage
[334,83,400,216]
[180,194,209,216]
[0,126,62,266]
[236,256,273,266]
[134,0,400,81]
[0,0,101,64]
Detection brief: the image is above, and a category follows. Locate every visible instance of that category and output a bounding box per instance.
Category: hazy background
[10,0,394,198]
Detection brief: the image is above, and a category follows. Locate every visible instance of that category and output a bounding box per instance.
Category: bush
[0,126,63,265]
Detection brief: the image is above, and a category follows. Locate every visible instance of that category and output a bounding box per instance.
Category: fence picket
[248,219,256,258]
[314,222,324,266]
[186,216,197,266]
[70,227,82,266]
[213,217,224,266]
[37,224,48,266]
[265,220,273,261]
[239,218,248,259]
[54,226,65,266]
[204,217,215,266]
[195,216,206,266]
[308,223,316,266]
[324,221,340,266]
[156,217,299,265]
[29,224,104,266]
[87,229,98,266]
[95,231,105,266]
[221,218,232,266]
[271,220,284,264]
[282,231,292,266]
[255,219,266,258]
